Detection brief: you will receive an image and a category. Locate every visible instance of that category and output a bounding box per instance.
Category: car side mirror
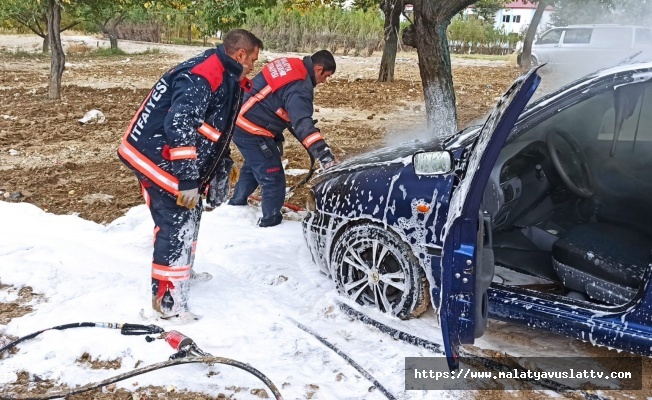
[413,151,454,175]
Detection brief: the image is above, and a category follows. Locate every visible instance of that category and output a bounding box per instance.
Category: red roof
[503,1,554,10]
[469,1,554,11]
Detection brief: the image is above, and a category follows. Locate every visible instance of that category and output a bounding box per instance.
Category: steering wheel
[546,129,595,199]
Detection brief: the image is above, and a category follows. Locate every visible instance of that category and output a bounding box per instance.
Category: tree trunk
[109,34,118,49]
[521,0,548,68]
[42,34,49,53]
[378,0,404,82]
[188,24,192,45]
[47,0,65,100]
[411,1,457,137]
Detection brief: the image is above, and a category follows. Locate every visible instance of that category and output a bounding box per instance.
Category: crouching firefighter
[229,50,338,227]
[117,29,262,320]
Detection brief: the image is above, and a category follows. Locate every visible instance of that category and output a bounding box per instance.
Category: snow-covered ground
[0,201,599,399]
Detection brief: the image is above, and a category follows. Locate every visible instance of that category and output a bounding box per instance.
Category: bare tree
[47,0,65,100]
[378,0,404,82]
[403,0,476,137]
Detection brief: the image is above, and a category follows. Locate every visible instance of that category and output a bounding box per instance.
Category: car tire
[330,224,430,319]
[518,54,538,67]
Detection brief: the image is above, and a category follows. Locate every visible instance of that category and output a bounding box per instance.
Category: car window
[514,85,616,147]
[635,28,652,45]
[591,27,632,46]
[563,28,592,44]
[536,29,563,45]
[598,83,652,142]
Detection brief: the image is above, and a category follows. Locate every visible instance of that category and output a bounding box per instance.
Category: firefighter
[228,50,337,227]
[118,29,263,320]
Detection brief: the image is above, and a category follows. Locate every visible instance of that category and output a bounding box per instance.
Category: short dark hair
[223,29,263,55]
[311,50,336,73]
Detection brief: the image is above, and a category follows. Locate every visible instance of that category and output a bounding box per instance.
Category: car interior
[482,80,652,307]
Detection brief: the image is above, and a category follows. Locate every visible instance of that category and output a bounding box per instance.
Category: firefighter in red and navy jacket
[117,30,262,320]
[228,50,337,227]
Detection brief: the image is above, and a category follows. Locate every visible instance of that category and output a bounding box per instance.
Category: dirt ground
[5,34,648,400]
[0,34,521,225]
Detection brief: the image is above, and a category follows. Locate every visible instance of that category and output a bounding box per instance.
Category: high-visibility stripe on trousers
[139,178,203,308]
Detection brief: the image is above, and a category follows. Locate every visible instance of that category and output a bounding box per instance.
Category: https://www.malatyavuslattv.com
[405,356,642,390]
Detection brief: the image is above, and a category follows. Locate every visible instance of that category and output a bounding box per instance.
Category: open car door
[440,68,542,370]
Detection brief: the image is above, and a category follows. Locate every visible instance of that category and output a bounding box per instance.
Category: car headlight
[306,190,317,212]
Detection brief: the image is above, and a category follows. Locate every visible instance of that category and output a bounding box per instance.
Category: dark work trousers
[139,177,202,313]
[230,130,285,225]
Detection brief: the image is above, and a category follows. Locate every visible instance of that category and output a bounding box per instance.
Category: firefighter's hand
[319,150,338,170]
[177,188,200,209]
[228,164,240,185]
[321,159,336,169]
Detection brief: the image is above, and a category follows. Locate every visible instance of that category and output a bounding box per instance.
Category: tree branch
[14,15,45,38]
[60,21,78,32]
[34,14,46,36]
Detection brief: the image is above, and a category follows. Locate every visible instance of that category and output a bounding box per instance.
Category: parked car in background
[303,62,652,369]
[519,24,652,73]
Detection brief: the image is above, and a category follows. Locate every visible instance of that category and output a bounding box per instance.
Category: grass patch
[451,53,510,61]
[167,37,213,47]
[0,49,48,58]
[90,47,128,56]
[88,47,162,57]
[136,47,162,55]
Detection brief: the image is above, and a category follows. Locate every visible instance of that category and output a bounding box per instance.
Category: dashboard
[482,140,552,229]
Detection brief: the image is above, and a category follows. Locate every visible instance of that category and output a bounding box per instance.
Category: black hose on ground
[0,323,163,356]
[0,323,284,400]
[288,318,397,400]
[0,356,283,400]
[337,300,610,400]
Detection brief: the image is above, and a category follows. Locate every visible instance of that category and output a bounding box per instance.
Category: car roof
[524,61,652,114]
[594,60,652,76]
[555,24,650,29]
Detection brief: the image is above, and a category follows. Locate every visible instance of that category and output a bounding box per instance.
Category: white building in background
[466,1,555,35]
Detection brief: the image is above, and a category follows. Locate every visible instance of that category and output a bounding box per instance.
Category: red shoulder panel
[190,53,225,92]
[262,58,307,92]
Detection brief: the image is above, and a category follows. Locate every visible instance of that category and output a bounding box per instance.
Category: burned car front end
[302,132,477,318]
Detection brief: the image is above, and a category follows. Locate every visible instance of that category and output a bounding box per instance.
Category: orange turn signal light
[416,203,430,213]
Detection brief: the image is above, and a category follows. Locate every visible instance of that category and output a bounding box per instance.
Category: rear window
[635,28,652,44]
[537,29,563,45]
[591,27,633,46]
[563,28,593,44]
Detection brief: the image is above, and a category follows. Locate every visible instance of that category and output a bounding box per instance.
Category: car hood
[315,127,481,182]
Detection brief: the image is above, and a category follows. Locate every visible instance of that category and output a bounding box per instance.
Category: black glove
[316,144,335,169]
[206,157,234,208]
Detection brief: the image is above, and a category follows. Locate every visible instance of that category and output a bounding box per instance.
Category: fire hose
[289,318,397,400]
[0,323,284,400]
[337,300,610,400]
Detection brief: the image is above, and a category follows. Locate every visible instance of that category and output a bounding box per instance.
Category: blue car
[302,64,652,369]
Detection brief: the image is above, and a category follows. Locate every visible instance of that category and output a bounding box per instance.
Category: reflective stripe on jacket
[235,56,327,158]
[118,45,248,195]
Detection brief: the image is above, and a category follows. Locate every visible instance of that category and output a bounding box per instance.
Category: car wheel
[330,224,429,319]
[531,55,539,66]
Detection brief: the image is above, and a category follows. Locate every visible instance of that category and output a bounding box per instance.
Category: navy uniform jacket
[118,45,250,195]
[234,56,333,162]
